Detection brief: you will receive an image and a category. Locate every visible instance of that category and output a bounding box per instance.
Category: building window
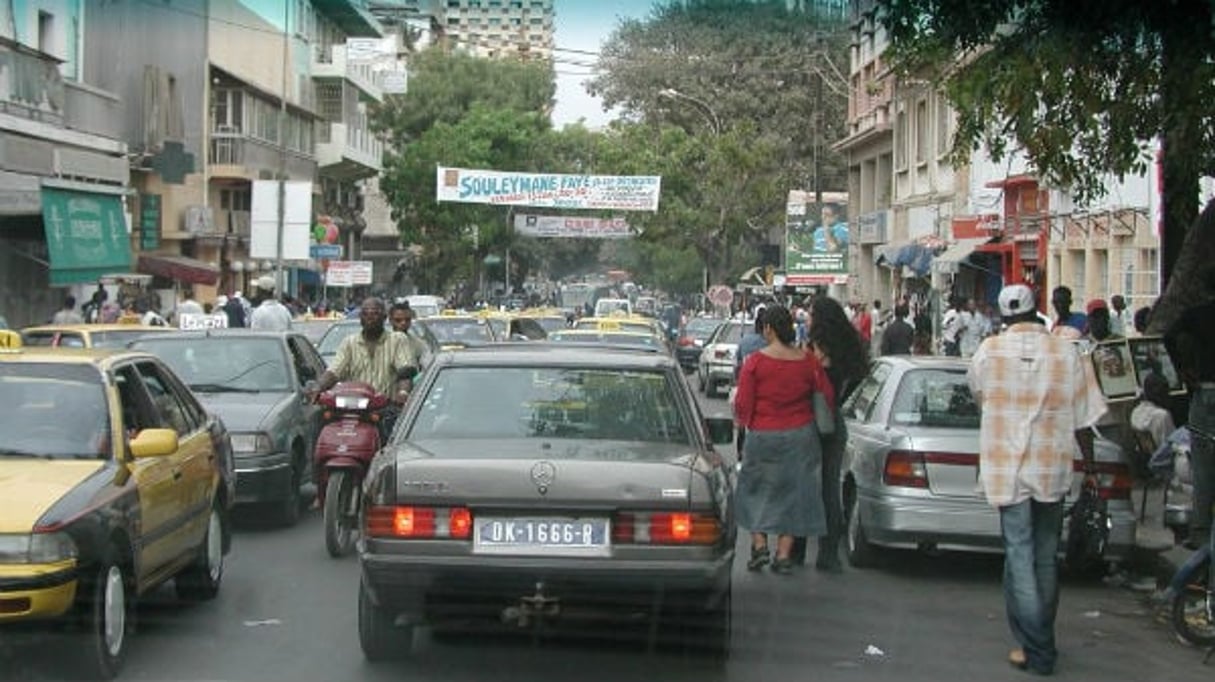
[915,99,927,165]
[1124,262,1135,299]
[895,109,907,170]
[936,98,950,157]
[37,11,55,56]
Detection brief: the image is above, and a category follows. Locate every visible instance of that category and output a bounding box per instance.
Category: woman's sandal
[747,546,770,571]
[771,556,795,574]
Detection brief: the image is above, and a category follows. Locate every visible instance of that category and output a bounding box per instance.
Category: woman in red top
[733,305,835,574]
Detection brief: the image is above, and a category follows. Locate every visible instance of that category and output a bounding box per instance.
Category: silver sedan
[841,356,1136,568]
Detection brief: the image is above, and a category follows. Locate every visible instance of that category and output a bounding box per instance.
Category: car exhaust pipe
[501,582,560,628]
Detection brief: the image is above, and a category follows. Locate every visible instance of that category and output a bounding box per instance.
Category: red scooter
[315,382,388,557]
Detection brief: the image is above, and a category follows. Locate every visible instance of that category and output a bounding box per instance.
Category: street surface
[1,392,1208,682]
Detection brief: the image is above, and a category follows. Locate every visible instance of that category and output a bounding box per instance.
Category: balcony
[313,0,384,38]
[312,44,384,103]
[64,80,124,141]
[317,120,382,180]
[0,39,65,127]
[208,131,318,181]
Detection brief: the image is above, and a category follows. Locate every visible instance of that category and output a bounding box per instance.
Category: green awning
[41,187,132,286]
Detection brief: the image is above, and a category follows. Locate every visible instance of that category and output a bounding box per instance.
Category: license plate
[473,517,610,557]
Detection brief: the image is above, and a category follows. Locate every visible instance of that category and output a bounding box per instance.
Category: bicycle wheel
[1171,571,1215,647]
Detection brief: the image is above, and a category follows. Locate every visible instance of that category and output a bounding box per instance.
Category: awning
[137,253,220,286]
[932,238,993,275]
[41,187,132,286]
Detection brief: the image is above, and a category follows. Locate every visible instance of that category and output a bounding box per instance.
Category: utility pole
[275,0,290,295]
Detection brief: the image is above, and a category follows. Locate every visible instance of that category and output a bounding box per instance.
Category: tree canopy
[877,0,1215,319]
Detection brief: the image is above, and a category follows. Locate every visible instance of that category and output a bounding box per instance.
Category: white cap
[998,284,1036,318]
[255,275,276,291]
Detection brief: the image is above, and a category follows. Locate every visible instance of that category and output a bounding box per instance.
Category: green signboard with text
[140,194,161,250]
[41,187,132,286]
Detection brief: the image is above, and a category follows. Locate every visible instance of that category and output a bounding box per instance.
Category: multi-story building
[84,0,382,307]
[0,1,131,328]
[832,0,894,307]
[439,0,554,59]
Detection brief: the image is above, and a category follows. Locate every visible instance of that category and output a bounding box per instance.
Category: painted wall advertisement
[513,214,633,239]
[436,167,662,212]
[784,190,849,285]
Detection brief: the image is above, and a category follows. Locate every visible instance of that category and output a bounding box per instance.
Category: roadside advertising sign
[513,214,633,239]
[436,167,662,212]
[784,190,850,286]
[327,260,374,287]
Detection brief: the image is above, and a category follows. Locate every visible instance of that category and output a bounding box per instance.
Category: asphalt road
[2,390,1209,681]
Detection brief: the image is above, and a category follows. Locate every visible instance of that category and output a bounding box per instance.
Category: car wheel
[698,370,707,394]
[846,489,877,568]
[671,588,731,663]
[275,454,302,527]
[176,503,225,601]
[76,561,131,680]
[359,579,411,661]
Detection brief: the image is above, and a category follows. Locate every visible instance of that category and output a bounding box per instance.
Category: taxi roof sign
[0,329,22,351]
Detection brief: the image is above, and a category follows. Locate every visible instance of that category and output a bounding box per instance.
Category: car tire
[275,455,302,527]
[846,489,877,568]
[359,579,410,661]
[176,503,225,601]
[672,588,731,663]
[76,561,131,680]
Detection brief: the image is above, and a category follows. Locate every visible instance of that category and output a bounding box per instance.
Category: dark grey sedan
[131,330,326,525]
[358,344,737,661]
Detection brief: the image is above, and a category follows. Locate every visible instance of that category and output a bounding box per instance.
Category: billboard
[327,261,373,287]
[250,180,312,260]
[436,167,661,212]
[784,191,849,286]
[513,214,633,239]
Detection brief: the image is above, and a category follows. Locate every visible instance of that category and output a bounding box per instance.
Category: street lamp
[658,88,723,136]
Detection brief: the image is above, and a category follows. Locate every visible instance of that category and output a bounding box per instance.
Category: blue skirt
[736,422,826,537]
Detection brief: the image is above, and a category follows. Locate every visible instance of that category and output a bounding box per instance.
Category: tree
[372,49,557,293]
[877,0,1215,329]
[589,0,851,280]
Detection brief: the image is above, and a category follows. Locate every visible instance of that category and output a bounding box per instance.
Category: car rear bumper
[360,550,734,621]
[234,453,292,504]
[858,490,1136,560]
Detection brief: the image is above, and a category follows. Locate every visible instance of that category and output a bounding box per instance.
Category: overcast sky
[551,0,654,128]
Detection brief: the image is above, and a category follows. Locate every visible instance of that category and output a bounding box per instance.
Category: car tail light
[1073,460,1133,500]
[365,505,473,539]
[678,336,695,347]
[611,511,720,545]
[883,450,928,488]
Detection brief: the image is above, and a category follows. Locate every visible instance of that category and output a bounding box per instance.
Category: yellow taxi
[0,331,234,679]
[571,315,665,338]
[20,323,176,350]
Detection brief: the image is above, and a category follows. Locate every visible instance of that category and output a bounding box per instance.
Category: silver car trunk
[903,428,982,499]
[392,439,699,510]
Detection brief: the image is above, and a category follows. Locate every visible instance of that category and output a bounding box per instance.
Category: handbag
[1065,479,1109,573]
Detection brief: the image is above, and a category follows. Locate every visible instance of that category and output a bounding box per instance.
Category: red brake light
[449,507,472,538]
[394,507,434,537]
[365,505,472,539]
[1073,460,1133,500]
[883,450,928,488]
[614,512,720,545]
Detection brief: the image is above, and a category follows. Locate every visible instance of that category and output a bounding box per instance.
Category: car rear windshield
[133,337,291,392]
[427,318,495,345]
[0,364,110,460]
[408,366,689,445]
[890,369,980,429]
[317,323,360,355]
[715,322,746,344]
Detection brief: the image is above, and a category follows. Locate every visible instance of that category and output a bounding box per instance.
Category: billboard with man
[784,190,849,285]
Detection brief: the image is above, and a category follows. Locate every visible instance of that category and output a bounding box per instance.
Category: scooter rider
[308,296,418,437]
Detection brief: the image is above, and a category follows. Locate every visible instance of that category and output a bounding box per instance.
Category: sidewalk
[1124,479,1191,586]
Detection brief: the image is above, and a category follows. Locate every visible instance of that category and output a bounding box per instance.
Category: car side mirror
[129,428,179,459]
[704,417,735,445]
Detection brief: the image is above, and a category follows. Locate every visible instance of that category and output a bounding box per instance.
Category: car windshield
[133,337,291,393]
[686,318,723,339]
[317,323,361,356]
[408,366,688,446]
[426,318,495,345]
[0,364,109,460]
[889,368,980,429]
